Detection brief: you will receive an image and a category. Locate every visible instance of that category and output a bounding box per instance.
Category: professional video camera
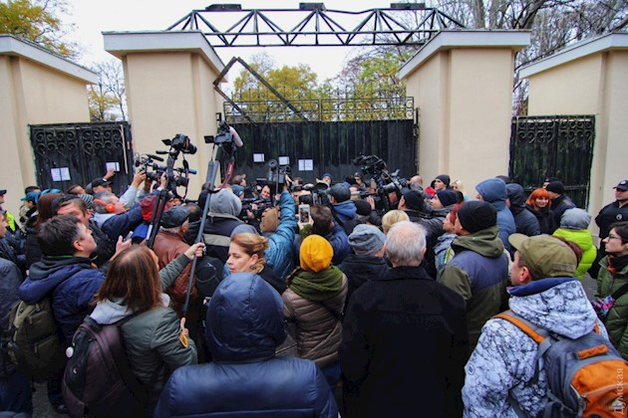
[352,154,407,212]
[267,159,292,185]
[300,182,331,206]
[164,133,197,155]
[135,153,167,182]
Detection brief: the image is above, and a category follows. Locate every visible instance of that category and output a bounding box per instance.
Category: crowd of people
[0,167,627,417]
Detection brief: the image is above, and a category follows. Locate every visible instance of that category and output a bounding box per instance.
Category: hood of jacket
[451,225,505,258]
[90,297,133,325]
[205,272,286,362]
[508,278,597,339]
[506,183,526,213]
[19,257,94,303]
[559,207,591,230]
[209,188,242,217]
[333,200,357,220]
[476,178,508,210]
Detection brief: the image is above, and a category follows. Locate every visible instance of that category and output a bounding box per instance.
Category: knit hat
[509,233,577,278]
[348,224,386,255]
[353,199,372,217]
[457,201,497,233]
[231,184,245,198]
[402,189,426,211]
[78,193,94,210]
[435,190,458,207]
[160,205,190,228]
[434,174,451,187]
[230,223,260,238]
[300,235,333,272]
[545,181,565,195]
[329,183,351,203]
[140,195,157,221]
[559,208,591,230]
[321,172,333,182]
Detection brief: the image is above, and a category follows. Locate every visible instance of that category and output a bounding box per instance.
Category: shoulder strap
[494,310,553,358]
[611,282,628,301]
[317,299,344,322]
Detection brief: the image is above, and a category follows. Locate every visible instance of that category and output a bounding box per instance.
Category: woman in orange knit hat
[282,234,347,389]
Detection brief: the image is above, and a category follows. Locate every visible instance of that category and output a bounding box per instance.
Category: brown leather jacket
[153,230,200,322]
[282,274,348,367]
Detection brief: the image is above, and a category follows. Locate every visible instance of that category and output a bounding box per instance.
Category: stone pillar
[398,30,530,192]
[104,31,226,198]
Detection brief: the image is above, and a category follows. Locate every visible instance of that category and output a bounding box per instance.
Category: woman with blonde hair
[89,245,199,413]
[381,210,409,234]
[227,231,285,293]
[525,187,556,234]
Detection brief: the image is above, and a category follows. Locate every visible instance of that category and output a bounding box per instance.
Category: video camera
[352,154,407,212]
[299,182,331,206]
[163,133,197,155]
[267,159,291,185]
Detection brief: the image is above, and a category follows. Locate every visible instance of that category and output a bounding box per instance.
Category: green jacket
[437,226,510,350]
[596,257,628,360]
[553,228,596,279]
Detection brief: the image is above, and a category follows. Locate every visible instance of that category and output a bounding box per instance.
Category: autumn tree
[88,60,126,121]
[0,0,79,59]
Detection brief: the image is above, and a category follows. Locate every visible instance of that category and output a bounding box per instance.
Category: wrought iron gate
[509,115,595,208]
[29,122,134,194]
[224,97,417,185]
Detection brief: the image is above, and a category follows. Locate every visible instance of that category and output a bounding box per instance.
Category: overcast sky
[62,0,405,81]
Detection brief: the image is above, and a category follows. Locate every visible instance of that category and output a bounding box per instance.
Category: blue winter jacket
[476,178,516,253]
[154,273,338,417]
[266,191,298,280]
[18,257,104,345]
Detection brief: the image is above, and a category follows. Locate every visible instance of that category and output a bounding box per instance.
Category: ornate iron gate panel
[29,122,134,194]
[229,119,416,185]
[509,115,595,208]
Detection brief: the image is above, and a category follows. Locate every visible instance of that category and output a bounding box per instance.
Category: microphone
[146,153,164,162]
[229,126,244,148]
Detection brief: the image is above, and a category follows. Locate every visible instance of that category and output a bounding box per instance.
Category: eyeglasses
[608,234,623,241]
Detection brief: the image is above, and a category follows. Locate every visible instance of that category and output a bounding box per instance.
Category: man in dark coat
[545,180,575,226]
[340,221,468,418]
[592,179,628,277]
[185,188,244,263]
[337,224,389,306]
[506,183,541,237]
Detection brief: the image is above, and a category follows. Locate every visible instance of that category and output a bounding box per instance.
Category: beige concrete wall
[526,53,602,115]
[0,36,97,219]
[521,34,628,237]
[400,31,530,193]
[105,31,225,199]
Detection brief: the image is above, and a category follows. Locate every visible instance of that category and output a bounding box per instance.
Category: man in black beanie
[545,180,575,226]
[437,201,510,352]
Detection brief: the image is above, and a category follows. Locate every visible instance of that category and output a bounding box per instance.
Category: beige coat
[282,274,348,367]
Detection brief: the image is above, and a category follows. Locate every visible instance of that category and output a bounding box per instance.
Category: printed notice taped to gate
[51,167,71,182]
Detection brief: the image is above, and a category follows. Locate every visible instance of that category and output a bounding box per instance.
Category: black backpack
[62,315,148,418]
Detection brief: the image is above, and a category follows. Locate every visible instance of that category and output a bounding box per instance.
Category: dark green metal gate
[509,115,595,208]
[29,122,134,194]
